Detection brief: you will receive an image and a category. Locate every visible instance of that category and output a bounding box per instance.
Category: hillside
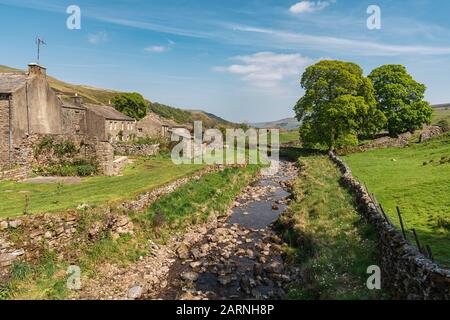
[252,117,301,130]
[0,64,233,128]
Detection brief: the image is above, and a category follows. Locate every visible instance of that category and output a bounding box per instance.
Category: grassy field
[280,130,300,144]
[277,151,381,300]
[433,107,450,125]
[0,156,204,218]
[342,134,450,266]
[2,165,258,300]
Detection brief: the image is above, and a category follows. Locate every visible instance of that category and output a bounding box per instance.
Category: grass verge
[275,151,383,300]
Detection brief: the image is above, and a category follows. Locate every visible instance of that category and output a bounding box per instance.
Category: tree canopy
[111,92,148,120]
[294,60,386,150]
[368,65,433,135]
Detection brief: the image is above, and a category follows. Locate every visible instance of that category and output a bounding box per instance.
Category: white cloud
[144,40,176,53]
[289,1,335,14]
[232,25,450,56]
[214,52,313,88]
[144,45,168,53]
[88,32,108,44]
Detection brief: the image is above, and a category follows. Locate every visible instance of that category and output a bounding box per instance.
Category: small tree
[294,60,386,150]
[369,65,433,135]
[111,92,148,120]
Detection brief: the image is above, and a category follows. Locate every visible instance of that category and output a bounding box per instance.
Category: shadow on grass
[280,147,326,162]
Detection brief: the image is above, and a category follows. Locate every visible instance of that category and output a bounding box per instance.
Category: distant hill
[0,64,234,128]
[251,117,301,131]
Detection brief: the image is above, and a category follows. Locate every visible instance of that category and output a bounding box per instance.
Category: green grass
[342,134,450,266]
[433,107,450,125]
[0,156,204,218]
[2,165,258,300]
[277,152,382,300]
[145,165,260,229]
[280,130,300,144]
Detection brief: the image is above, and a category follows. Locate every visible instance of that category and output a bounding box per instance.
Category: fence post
[396,207,407,240]
[412,229,424,254]
[425,245,434,262]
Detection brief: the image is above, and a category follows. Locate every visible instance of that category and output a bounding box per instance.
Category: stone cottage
[137,112,193,139]
[136,112,173,138]
[0,63,133,177]
[84,104,136,143]
[0,64,63,166]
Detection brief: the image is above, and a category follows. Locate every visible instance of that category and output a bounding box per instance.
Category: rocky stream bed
[77,161,300,300]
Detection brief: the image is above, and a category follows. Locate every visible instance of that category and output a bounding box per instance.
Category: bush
[75,164,98,177]
[436,119,449,129]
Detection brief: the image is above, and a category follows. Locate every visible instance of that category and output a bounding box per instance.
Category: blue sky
[1,0,450,122]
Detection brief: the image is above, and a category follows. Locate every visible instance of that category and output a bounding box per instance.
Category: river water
[157,161,299,300]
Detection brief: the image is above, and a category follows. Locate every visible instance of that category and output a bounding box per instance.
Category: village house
[0,63,138,177]
[84,104,136,143]
[137,113,194,139]
[0,64,63,166]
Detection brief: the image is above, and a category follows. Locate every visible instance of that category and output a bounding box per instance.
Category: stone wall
[337,132,412,155]
[419,125,447,143]
[329,151,450,300]
[0,134,115,181]
[95,141,114,176]
[113,143,160,157]
[62,107,87,136]
[0,211,133,271]
[0,165,31,181]
[0,99,10,167]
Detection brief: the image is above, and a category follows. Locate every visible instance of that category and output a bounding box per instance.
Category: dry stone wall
[329,151,450,300]
[113,143,160,157]
[0,133,116,180]
[337,132,412,155]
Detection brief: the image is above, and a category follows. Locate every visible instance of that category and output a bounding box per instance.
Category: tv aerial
[35,37,47,65]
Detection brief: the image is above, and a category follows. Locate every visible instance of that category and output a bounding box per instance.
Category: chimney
[71,93,83,106]
[28,63,46,77]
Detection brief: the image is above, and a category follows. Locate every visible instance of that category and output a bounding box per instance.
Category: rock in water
[128,286,143,300]
[181,272,199,282]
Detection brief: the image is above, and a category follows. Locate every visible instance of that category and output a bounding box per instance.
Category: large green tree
[111,92,148,120]
[368,65,433,135]
[294,60,386,150]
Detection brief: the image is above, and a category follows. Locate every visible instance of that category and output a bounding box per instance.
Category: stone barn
[0,64,63,167]
[84,104,136,143]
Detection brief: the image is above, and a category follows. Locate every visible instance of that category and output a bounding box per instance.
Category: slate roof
[84,104,135,121]
[0,73,28,93]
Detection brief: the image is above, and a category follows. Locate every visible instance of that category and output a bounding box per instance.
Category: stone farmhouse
[0,64,152,179]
